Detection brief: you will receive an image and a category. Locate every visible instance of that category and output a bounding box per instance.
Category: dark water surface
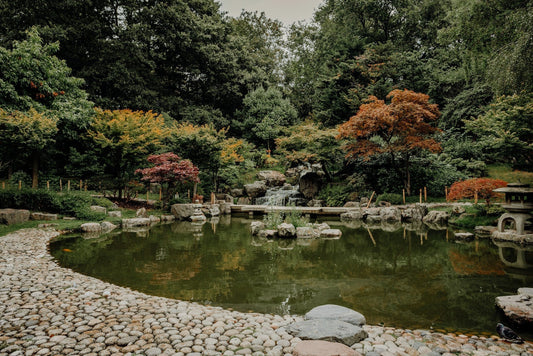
[49,216,533,336]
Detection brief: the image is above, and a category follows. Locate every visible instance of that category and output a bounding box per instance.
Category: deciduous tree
[338,89,441,194]
[448,178,507,206]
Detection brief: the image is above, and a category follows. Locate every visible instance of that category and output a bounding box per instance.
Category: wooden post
[1,181,4,189]
[445,186,448,202]
[84,182,87,191]
[211,192,215,205]
[402,189,406,205]
[366,191,375,208]
[18,180,21,190]
[67,180,70,191]
[424,186,427,202]
[47,181,50,190]
[60,179,63,192]
[79,180,83,190]
[419,189,422,204]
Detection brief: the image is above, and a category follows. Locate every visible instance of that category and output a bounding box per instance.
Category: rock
[454,232,475,241]
[90,205,107,213]
[474,225,496,238]
[423,210,450,226]
[190,210,207,222]
[219,202,233,215]
[122,218,151,228]
[160,215,175,222]
[0,208,30,225]
[257,170,286,187]
[495,294,533,327]
[307,199,324,207]
[287,319,367,346]
[293,340,358,356]
[277,223,296,238]
[451,205,466,215]
[305,304,366,327]
[258,229,278,239]
[518,288,533,297]
[320,229,342,239]
[202,205,220,217]
[299,172,323,199]
[30,212,58,221]
[231,188,244,197]
[80,223,102,233]
[149,215,161,223]
[237,197,251,205]
[100,221,117,232]
[108,210,122,218]
[244,181,267,198]
[171,204,196,220]
[380,207,401,221]
[136,207,147,218]
[343,201,359,208]
[296,227,319,238]
[340,210,363,221]
[312,223,330,231]
[250,221,265,235]
[401,204,428,222]
[360,197,369,206]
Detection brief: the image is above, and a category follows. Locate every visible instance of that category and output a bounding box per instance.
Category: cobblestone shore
[1,228,532,356]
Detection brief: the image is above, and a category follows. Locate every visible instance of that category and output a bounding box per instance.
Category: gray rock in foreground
[0,208,30,225]
[288,319,368,346]
[305,304,366,326]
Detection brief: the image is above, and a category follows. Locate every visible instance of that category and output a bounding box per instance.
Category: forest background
[0,0,531,205]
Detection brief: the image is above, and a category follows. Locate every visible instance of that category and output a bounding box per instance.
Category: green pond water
[49,216,533,336]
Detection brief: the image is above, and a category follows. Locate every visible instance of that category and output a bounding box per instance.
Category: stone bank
[1,228,533,356]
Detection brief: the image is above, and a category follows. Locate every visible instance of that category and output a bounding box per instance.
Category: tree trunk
[32,151,39,189]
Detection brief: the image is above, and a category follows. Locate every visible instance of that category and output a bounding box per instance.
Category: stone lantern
[492,183,533,243]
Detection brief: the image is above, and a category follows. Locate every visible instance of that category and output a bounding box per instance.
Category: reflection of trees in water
[50,219,533,333]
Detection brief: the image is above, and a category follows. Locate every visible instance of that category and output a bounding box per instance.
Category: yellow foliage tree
[88,108,169,197]
[0,108,58,188]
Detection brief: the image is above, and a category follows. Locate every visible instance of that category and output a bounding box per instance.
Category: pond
[49,216,533,336]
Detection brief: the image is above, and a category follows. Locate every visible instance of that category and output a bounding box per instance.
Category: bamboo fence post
[445,186,448,202]
[80,180,83,190]
[67,180,71,191]
[18,180,21,190]
[211,192,215,204]
[419,189,422,204]
[366,191,375,208]
[2,181,5,189]
[424,186,427,202]
[402,189,406,205]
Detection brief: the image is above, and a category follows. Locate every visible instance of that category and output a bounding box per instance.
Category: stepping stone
[305,304,366,326]
[287,319,368,346]
[294,340,360,356]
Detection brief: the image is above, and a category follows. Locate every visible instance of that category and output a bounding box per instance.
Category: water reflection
[50,216,533,335]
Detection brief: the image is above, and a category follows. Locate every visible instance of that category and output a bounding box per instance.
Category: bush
[448,178,507,205]
[376,193,404,205]
[318,184,351,207]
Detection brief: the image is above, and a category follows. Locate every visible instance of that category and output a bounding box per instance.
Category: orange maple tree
[338,89,441,194]
[447,178,507,205]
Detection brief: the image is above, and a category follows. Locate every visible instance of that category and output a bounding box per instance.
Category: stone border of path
[1,228,532,356]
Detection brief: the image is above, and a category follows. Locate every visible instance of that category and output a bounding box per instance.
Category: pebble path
[1,228,532,356]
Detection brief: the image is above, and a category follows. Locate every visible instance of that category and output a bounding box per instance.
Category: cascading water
[255,184,306,206]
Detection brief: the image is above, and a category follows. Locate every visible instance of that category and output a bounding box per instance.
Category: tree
[0,108,57,188]
[136,153,199,205]
[234,87,297,150]
[338,89,441,194]
[464,92,533,169]
[88,109,169,198]
[448,178,507,206]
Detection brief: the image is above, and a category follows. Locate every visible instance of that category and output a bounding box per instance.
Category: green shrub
[285,206,309,228]
[318,184,350,207]
[376,193,403,205]
[263,210,284,229]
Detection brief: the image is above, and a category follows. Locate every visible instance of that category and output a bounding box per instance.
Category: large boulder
[340,210,363,221]
[293,340,359,356]
[90,205,107,214]
[287,319,367,346]
[31,212,58,221]
[277,223,296,238]
[423,210,450,226]
[401,204,428,222]
[0,209,30,225]
[257,170,286,187]
[250,221,265,235]
[299,172,323,199]
[80,223,102,233]
[320,229,342,239]
[171,204,196,220]
[305,304,366,327]
[122,218,151,228]
[244,181,267,198]
[380,207,401,222]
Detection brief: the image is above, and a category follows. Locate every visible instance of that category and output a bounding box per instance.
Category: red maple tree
[136,152,199,204]
[447,178,507,206]
[338,89,441,194]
